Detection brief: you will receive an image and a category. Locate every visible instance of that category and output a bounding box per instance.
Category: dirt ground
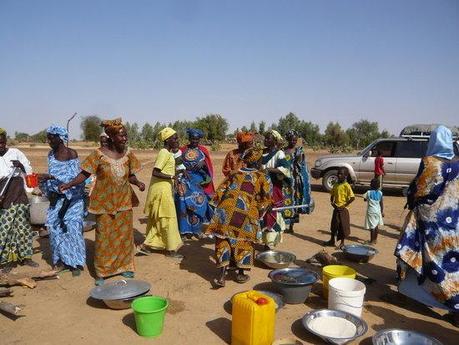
[0,145,457,345]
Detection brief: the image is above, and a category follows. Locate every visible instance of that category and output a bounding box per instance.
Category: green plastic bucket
[131,296,168,337]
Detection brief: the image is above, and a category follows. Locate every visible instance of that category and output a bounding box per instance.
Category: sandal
[235,273,250,284]
[95,278,104,286]
[136,245,154,256]
[23,259,39,268]
[121,271,135,278]
[166,251,184,259]
[213,278,225,288]
[71,268,81,277]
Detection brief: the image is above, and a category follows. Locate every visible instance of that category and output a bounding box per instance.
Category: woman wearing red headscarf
[222,131,254,177]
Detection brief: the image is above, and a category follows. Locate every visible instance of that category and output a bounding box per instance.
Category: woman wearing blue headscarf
[39,125,86,276]
[395,125,459,326]
[175,128,215,238]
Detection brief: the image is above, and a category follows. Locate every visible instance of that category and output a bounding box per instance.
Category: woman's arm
[128,174,145,191]
[59,170,91,192]
[152,167,174,181]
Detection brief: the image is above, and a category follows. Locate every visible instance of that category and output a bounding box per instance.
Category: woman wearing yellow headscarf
[139,127,183,258]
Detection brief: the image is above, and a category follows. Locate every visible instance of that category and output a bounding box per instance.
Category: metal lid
[90,279,151,300]
[343,244,377,256]
[269,268,318,286]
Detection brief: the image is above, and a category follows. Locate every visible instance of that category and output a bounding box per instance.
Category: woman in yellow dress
[140,127,183,258]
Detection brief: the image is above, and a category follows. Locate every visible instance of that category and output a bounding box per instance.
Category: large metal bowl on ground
[29,195,50,225]
[342,244,378,263]
[89,279,151,310]
[256,250,296,269]
[372,329,443,345]
[268,267,318,304]
[302,309,367,345]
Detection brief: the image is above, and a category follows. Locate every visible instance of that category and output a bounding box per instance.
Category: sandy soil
[0,146,457,345]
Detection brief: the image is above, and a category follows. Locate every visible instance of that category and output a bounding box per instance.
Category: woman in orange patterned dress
[205,147,272,287]
[60,118,145,285]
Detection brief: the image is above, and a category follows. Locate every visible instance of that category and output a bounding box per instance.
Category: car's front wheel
[322,169,338,192]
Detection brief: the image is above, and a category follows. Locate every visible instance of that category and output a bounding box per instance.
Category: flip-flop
[95,278,104,286]
[121,271,135,278]
[136,246,153,256]
[213,278,225,288]
[235,274,250,284]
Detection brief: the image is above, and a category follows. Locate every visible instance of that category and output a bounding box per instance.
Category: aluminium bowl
[256,250,296,269]
[302,309,367,345]
[342,244,378,263]
[372,329,443,345]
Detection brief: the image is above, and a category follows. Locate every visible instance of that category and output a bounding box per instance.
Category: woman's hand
[137,181,145,192]
[38,173,54,182]
[59,183,71,193]
[10,160,25,173]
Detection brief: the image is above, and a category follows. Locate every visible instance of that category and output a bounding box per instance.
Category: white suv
[311,137,459,191]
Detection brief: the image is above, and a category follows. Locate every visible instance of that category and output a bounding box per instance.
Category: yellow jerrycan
[231,290,276,345]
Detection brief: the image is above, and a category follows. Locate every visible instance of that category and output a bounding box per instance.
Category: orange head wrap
[236,131,254,144]
[101,118,125,138]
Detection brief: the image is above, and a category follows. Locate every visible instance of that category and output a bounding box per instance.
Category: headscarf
[236,131,254,144]
[159,127,176,142]
[426,125,455,160]
[267,129,284,145]
[100,131,109,138]
[46,125,68,142]
[186,128,204,139]
[242,146,263,164]
[101,118,125,138]
[0,128,6,136]
[286,129,298,139]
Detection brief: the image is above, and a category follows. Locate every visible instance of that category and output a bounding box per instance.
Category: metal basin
[302,309,367,345]
[256,250,296,269]
[269,268,318,304]
[102,292,150,310]
[372,329,443,345]
[90,279,151,310]
[342,244,378,263]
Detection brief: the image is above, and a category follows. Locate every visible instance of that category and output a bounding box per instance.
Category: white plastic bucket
[328,277,366,317]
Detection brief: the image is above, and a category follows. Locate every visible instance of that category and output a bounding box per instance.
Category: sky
[0,0,458,139]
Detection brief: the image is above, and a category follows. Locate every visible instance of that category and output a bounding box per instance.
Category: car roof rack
[400,124,459,140]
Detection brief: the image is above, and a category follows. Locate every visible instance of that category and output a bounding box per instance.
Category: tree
[125,122,140,144]
[194,114,228,141]
[140,123,155,144]
[276,112,302,137]
[346,119,380,149]
[15,132,30,142]
[258,121,266,135]
[324,122,348,147]
[30,129,47,143]
[250,121,257,132]
[298,121,321,146]
[81,115,102,142]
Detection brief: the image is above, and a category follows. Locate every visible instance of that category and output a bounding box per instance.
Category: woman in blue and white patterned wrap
[41,125,86,275]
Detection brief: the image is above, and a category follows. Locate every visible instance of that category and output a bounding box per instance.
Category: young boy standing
[374,149,385,190]
[324,167,355,248]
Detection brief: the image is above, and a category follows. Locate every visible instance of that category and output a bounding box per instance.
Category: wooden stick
[0,301,24,316]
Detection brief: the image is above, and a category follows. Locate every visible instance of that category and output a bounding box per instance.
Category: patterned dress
[395,156,459,311]
[81,148,141,278]
[205,168,272,269]
[0,148,33,265]
[282,146,313,225]
[43,152,86,268]
[261,149,290,247]
[175,146,214,235]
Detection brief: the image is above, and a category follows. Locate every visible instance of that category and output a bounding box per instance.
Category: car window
[371,142,396,157]
[394,141,428,158]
